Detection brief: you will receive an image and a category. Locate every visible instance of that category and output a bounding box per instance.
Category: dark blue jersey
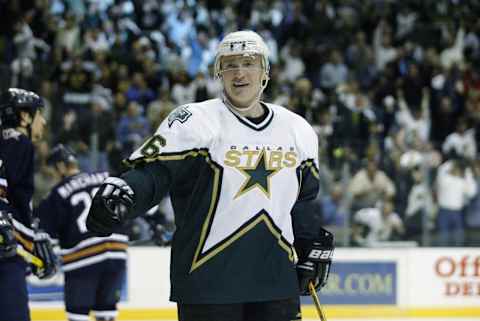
[35,171,128,272]
[0,128,35,252]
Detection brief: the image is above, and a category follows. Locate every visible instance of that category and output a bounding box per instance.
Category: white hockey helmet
[214,30,270,79]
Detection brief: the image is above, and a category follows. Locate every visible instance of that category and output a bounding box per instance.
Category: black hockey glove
[295,227,334,295]
[0,211,16,259]
[32,231,57,279]
[86,177,135,237]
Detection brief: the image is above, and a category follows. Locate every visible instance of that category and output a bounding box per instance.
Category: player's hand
[32,231,57,279]
[295,228,334,295]
[0,211,16,259]
[86,177,135,236]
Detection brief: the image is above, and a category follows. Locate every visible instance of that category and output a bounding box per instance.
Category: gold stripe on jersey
[123,148,211,167]
[190,211,295,272]
[62,242,127,263]
[301,159,319,179]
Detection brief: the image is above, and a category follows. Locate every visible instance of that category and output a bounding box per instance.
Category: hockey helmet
[0,88,44,128]
[214,30,270,79]
[47,144,77,166]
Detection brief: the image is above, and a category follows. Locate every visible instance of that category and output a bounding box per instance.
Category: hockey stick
[16,246,44,268]
[309,281,327,321]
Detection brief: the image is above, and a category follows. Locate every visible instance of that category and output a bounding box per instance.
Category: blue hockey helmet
[47,144,77,166]
[0,88,44,128]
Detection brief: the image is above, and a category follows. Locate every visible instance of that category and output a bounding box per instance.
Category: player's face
[220,55,264,109]
[31,110,46,142]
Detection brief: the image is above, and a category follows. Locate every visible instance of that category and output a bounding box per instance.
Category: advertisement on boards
[302,261,397,305]
[407,249,480,306]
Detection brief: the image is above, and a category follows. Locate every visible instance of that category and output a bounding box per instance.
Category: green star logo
[234,149,280,199]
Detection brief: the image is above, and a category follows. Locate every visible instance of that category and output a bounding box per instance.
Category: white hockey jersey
[126,98,320,303]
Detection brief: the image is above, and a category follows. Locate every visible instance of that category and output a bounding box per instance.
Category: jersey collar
[222,97,274,131]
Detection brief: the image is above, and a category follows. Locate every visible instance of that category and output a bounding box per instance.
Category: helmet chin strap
[222,75,269,116]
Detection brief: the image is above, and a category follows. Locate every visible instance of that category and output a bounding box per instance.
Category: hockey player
[86,30,334,321]
[0,88,57,321]
[34,144,128,321]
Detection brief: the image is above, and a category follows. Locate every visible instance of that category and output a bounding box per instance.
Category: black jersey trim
[225,101,274,131]
[295,158,320,201]
[190,209,296,272]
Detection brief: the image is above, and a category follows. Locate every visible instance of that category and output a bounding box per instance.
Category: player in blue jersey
[34,144,128,321]
[86,31,334,321]
[0,88,57,321]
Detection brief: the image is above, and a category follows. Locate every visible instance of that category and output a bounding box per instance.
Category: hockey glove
[32,231,57,279]
[295,227,334,295]
[86,177,135,237]
[0,211,16,259]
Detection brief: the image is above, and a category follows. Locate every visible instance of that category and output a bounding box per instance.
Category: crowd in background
[1,0,479,247]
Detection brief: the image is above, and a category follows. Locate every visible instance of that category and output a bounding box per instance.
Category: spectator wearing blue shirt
[116,101,151,158]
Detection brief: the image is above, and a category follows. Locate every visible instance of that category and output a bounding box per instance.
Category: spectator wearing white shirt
[404,167,435,243]
[434,159,477,246]
[373,20,399,71]
[348,157,396,211]
[440,25,465,70]
[442,117,477,161]
[395,87,431,146]
[278,40,305,83]
[352,201,405,247]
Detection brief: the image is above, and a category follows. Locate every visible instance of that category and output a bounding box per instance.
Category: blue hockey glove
[32,231,57,279]
[86,177,135,236]
[0,211,16,259]
[295,227,334,295]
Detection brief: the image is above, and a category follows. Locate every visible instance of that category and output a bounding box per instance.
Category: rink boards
[30,247,480,320]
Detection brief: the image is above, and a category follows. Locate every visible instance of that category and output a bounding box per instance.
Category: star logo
[234,149,280,199]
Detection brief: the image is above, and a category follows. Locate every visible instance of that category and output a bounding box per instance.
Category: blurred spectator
[345,31,369,70]
[83,26,111,54]
[430,95,457,148]
[348,157,396,211]
[442,117,477,161]
[278,40,305,83]
[288,78,323,122]
[404,166,435,244]
[434,159,477,246]
[171,69,196,105]
[440,24,465,71]
[351,201,405,247]
[320,183,346,227]
[373,20,400,71]
[395,87,431,150]
[147,87,175,131]
[126,72,156,106]
[116,101,151,158]
[54,13,81,55]
[79,97,117,172]
[334,81,378,159]
[319,49,348,92]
